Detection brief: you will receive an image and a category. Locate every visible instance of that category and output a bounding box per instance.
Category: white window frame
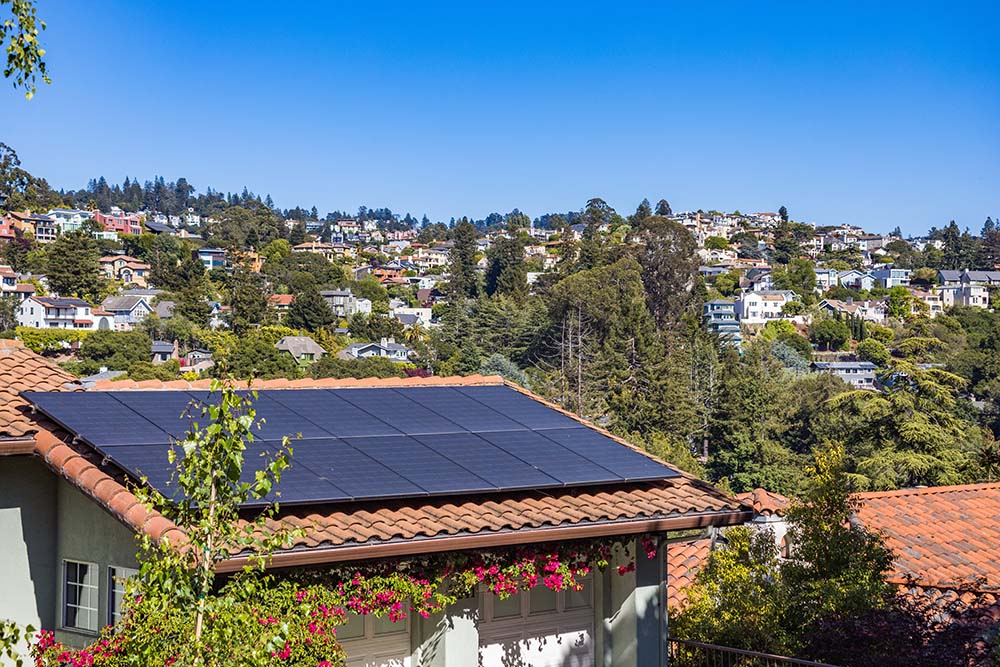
[108,565,139,626]
[62,559,100,633]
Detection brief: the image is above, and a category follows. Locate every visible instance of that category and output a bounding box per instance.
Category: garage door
[479,581,594,667]
[339,612,412,667]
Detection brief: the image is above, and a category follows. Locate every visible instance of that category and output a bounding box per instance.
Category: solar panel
[263,389,402,438]
[411,432,562,489]
[457,386,586,431]
[393,387,525,432]
[539,428,679,481]
[285,438,423,500]
[477,430,619,485]
[23,385,682,506]
[106,391,204,440]
[343,435,495,494]
[338,390,463,435]
[23,392,170,446]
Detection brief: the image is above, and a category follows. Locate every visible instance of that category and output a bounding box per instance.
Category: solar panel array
[24,386,679,506]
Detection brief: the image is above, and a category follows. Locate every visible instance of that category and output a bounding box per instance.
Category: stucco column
[413,595,479,667]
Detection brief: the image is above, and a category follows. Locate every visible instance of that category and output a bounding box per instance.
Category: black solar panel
[263,389,402,438]
[394,387,525,432]
[343,435,494,494]
[338,390,462,435]
[23,385,680,506]
[23,392,170,445]
[477,430,619,485]
[539,428,676,480]
[457,386,586,430]
[411,432,562,489]
[285,438,423,500]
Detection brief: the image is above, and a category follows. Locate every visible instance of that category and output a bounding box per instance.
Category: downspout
[658,535,669,667]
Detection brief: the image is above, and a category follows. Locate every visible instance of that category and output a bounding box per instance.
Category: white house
[836,269,875,292]
[939,284,989,309]
[340,337,413,361]
[17,296,113,331]
[734,290,798,324]
[99,295,153,331]
[320,289,373,319]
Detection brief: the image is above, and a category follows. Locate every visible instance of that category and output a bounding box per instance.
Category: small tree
[856,338,890,366]
[810,319,850,351]
[284,285,334,331]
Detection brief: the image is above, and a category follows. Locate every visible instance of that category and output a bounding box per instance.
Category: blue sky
[2,1,998,234]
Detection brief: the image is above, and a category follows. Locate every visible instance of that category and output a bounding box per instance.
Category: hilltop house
[836,269,876,292]
[99,256,152,288]
[17,296,114,331]
[817,298,888,324]
[938,270,1000,287]
[274,335,327,365]
[811,361,878,390]
[0,346,750,666]
[320,289,372,319]
[703,299,742,348]
[734,290,798,325]
[99,295,152,331]
[872,268,911,289]
[939,283,989,309]
[340,337,413,362]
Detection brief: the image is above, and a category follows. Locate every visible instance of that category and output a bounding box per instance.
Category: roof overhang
[216,508,753,573]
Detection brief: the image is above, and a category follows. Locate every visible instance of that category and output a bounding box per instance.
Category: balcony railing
[668,638,839,667]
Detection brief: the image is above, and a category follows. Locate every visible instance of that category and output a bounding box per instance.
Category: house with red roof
[0,341,751,666]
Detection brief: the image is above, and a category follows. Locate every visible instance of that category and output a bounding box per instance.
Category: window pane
[492,592,522,619]
[338,613,365,639]
[109,567,139,625]
[64,561,99,632]
[529,586,557,614]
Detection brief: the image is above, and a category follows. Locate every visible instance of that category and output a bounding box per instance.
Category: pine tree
[655,199,672,217]
[45,229,105,301]
[485,221,526,300]
[285,285,335,332]
[632,198,652,223]
[227,261,268,334]
[447,218,480,299]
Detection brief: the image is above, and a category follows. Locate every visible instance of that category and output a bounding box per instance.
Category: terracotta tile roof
[734,488,791,517]
[0,339,78,440]
[6,353,751,567]
[667,537,713,610]
[856,483,1000,592]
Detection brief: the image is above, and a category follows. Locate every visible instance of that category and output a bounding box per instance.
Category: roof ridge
[88,374,507,391]
[856,481,1000,499]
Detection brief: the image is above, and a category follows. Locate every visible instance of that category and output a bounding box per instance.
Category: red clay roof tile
[857,483,1000,592]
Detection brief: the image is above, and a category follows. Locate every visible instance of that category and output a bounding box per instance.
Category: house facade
[734,290,798,324]
[703,299,742,347]
[17,296,114,331]
[320,289,373,318]
[0,354,750,666]
[341,338,413,361]
[99,295,152,331]
[99,256,152,288]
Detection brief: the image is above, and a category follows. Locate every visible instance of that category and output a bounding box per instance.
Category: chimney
[381,337,389,347]
[846,297,854,305]
[99,366,108,373]
[172,339,180,359]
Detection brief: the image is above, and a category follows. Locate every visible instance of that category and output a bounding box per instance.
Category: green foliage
[1,0,50,99]
[284,285,334,332]
[216,332,301,380]
[79,329,151,367]
[674,446,895,660]
[310,355,407,379]
[0,294,18,330]
[485,222,527,300]
[629,216,699,328]
[127,359,180,381]
[810,318,850,351]
[227,260,270,334]
[447,219,480,298]
[772,259,817,305]
[867,324,894,345]
[896,336,944,360]
[821,361,985,489]
[856,337,890,366]
[15,325,87,352]
[479,353,529,387]
[703,236,729,250]
[45,230,106,301]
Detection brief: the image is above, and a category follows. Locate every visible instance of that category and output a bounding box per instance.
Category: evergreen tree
[654,199,672,216]
[227,262,268,334]
[485,222,526,300]
[288,221,307,246]
[284,285,335,331]
[778,205,789,223]
[45,229,105,301]
[447,218,480,299]
[629,215,699,328]
[632,198,652,223]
